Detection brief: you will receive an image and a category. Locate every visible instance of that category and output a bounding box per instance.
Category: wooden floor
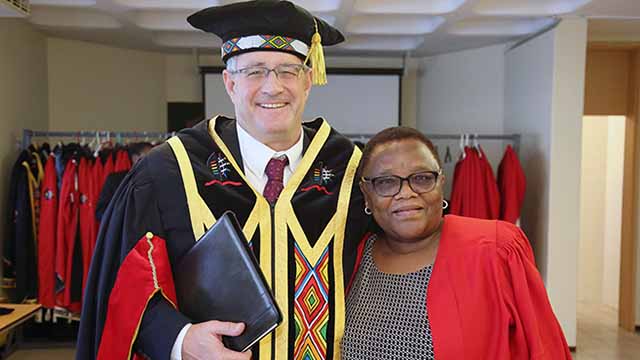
[3,302,640,359]
[573,302,640,360]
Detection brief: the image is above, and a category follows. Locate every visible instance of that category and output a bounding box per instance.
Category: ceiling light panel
[31,0,96,6]
[318,15,336,26]
[153,32,222,48]
[134,10,193,31]
[29,7,121,28]
[115,0,221,10]
[473,0,592,16]
[448,18,557,36]
[287,0,341,12]
[347,15,444,35]
[340,35,425,51]
[354,0,466,15]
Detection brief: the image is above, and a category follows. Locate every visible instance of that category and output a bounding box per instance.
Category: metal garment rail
[24,130,521,153]
[344,133,521,153]
[22,129,174,150]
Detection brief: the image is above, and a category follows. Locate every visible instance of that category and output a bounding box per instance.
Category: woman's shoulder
[440,215,531,259]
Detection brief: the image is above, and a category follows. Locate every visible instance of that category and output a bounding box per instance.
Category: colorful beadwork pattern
[294,243,330,359]
[221,34,309,59]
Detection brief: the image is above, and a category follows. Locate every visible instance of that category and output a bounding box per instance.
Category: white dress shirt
[236,122,304,193]
[170,122,304,359]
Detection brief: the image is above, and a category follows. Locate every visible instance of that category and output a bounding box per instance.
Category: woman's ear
[359,181,371,207]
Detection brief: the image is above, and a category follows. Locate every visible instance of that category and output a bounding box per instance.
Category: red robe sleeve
[496,222,571,359]
[97,232,178,360]
[498,145,526,223]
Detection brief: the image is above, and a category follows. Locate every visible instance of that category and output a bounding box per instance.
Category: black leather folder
[175,211,282,352]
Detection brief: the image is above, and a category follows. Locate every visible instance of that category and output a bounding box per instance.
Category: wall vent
[0,0,30,18]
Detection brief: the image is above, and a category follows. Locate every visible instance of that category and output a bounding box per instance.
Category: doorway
[579,116,626,312]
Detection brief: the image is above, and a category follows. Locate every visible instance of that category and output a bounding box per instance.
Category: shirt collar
[236,122,304,177]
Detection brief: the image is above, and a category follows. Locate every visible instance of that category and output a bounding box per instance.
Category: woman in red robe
[342,127,570,359]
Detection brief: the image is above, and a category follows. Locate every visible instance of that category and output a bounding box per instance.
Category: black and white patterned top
[341,234,435,360]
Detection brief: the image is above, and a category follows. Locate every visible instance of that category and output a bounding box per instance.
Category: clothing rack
[427,134,521,154]
[22,129,175,150]
[344,133,521,154]
[24,130,520,152]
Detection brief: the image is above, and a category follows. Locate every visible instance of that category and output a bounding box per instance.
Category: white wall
[416,44,506,196]
[546,20,587,347]
[166,53,201,103]
[47,38,167,132]
[579,117,608,304]
[0,19,49,279]
[505,24,554,289]
[416,44,505,134]
[603,116,625,309]
[168,53,418,127]
[401,57,419,128]
[504,18,588,346]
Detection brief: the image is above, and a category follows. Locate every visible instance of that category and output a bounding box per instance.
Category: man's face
[222,51,312,144]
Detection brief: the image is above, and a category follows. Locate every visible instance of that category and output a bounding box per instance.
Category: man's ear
[303,67,312,94]
[222,69,236,99]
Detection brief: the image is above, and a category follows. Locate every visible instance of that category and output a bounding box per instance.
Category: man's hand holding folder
[182,321,250,360]
[175,211,282,358]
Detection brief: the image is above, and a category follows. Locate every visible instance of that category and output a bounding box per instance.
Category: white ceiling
[9,0,640,57]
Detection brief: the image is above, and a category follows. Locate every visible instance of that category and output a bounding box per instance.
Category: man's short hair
[226,56,237,71]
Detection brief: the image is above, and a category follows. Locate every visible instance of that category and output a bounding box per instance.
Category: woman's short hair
[358,127,441,178]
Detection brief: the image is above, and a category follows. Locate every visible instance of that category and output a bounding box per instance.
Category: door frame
[586,42,639,331]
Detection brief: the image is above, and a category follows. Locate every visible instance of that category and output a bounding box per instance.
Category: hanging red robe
[78,157,98,301]
[451,147,501,220]
[478,147,500,219]
[92,157,104,224]
[90,159,101,256]
[450,147,475,216]
[55,159,81,312]
[102,153,114,189]
[114,149,132,172]
[498,145,526,224]
[38,155,57,309]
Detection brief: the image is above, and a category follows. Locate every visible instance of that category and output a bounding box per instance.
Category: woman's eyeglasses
[362,170,442,197]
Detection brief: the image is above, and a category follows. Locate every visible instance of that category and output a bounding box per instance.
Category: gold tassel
[304,18,327,86]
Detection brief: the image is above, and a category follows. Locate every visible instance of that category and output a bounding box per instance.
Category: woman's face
[360,139,444,243]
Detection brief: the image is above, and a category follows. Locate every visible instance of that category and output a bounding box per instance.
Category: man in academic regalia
[76,1,368,359]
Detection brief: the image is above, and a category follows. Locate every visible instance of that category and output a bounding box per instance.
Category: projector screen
[203,69,401,135]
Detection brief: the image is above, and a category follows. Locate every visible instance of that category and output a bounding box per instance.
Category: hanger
[444,145,452,164]
[473,134,482,158]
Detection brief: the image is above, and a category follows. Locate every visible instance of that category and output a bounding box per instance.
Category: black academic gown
[77,117,367,360]
[4,150,38,302]
[95,171,128,222]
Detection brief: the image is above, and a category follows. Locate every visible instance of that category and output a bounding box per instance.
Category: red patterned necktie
[263,155,289,205]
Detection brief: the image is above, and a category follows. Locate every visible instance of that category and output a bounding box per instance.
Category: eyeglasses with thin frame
[228,64,310,83]
[361,170,442,197]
